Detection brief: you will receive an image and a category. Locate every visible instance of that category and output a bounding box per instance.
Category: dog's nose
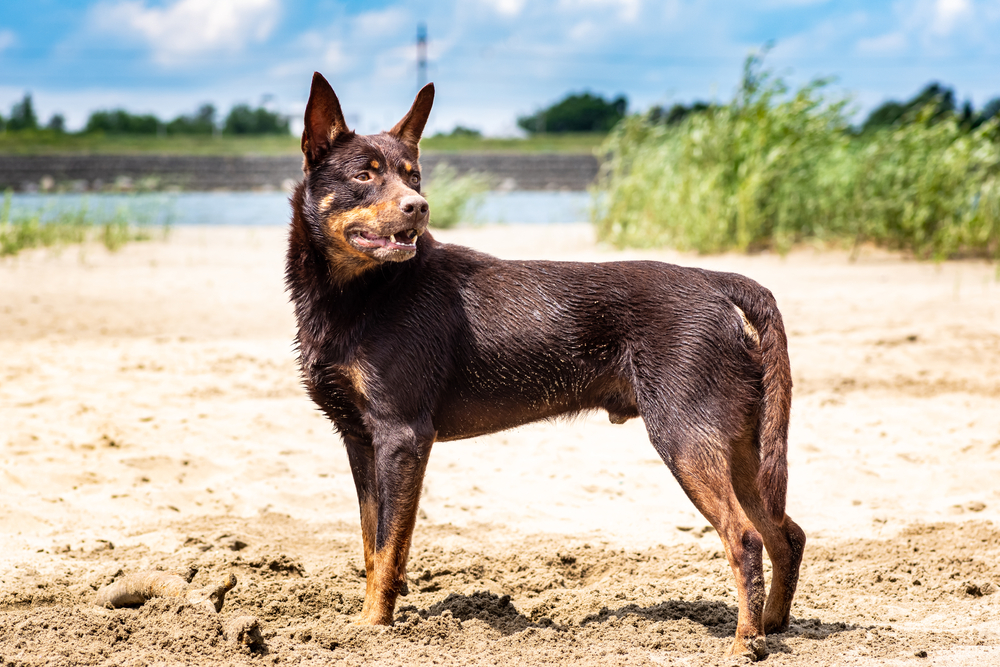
[399,195,429,218]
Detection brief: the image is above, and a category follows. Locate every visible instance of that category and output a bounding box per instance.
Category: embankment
[0,153,599,192]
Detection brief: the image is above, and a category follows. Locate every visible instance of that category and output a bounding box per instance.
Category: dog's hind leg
[356,420,435,625]
[729,437,806,635]
[645,421,769,660]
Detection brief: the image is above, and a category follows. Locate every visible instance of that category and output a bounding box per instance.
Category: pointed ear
[301,72,351,166]
[389,83,435,155]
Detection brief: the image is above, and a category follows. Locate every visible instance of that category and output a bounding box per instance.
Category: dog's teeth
[389,234,397,244]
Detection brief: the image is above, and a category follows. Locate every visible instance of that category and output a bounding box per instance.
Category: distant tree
[432,125,482,139]
[448,125,482,138]
[166,103,217,135]
[223,104,289,135]
[860,100,906,131]
[861,82,956,132]
[972,97,1000,130]
[647,101,712,126]
[8,93,39,131]
[517,92,627,134]
[85,109,161,134]
[46,113,66,133]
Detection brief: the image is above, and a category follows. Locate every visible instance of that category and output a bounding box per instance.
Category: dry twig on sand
[95,571,236,613]
[94,571,263,648]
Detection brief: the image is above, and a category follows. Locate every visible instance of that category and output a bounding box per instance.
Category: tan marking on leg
[359,517,411,625]
[359,494,377,618]
[341,361,369,402]
[356,438,433,626]
[673,446,767,660]
[734,305,760,346]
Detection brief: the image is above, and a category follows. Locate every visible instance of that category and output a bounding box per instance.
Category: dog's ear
[302,72,351,166]
[389,83,435,155]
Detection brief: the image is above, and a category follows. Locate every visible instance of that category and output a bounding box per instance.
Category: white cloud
[323,41,351,75]
[558,0,643,22]
[479,0,528,17]
[759,0,833,7]
[0,28,15,52]
[89,0,280,65]
[931,0,972,34]
[353,7,409,38]
[856,31,908,54]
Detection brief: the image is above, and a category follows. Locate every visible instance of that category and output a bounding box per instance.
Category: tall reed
[593,55,1000,260]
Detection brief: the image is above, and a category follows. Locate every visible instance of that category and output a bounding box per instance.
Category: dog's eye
[355,172,371,182]
[409,173,420,186]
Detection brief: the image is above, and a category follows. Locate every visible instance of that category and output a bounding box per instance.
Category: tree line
[0,94,290,136]
[645,82,1000,135]
[511,81,1000,136]
[4,82,999,139]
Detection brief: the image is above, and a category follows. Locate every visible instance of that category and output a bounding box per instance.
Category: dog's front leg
[357,420,435,625]
[343,433,379,619]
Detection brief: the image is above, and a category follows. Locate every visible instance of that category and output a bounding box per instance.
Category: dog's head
[298,72,434,280]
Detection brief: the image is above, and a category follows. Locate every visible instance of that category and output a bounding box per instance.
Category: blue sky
[1,0,998,135]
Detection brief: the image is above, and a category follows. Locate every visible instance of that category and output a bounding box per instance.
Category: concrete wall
[0,153,599,193]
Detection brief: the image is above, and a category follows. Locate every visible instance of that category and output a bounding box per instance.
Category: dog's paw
[725,635,768,662]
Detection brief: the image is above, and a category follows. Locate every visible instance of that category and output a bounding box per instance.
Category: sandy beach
[2,223,999,666]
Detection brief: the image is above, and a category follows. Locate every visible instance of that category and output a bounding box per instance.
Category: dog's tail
[722,275,792,522]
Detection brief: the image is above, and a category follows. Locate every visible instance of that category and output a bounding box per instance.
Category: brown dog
[285,72,805,660]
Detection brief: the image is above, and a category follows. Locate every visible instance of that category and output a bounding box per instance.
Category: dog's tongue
[360,231,390,248]
[359,231,415,250]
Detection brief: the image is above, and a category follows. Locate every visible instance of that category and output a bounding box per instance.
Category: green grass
[0,129,605,156]
[593,56,1000,260]
[421,132,606,153]
[0,131,302,156]
[0,191,171,257]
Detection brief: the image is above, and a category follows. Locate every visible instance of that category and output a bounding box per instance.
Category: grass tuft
[0,191,171,257]
[424,164,490,229]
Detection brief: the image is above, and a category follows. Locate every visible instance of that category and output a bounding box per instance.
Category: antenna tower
[417,22,428,91]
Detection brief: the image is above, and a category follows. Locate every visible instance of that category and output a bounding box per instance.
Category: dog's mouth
[352,228,421,251]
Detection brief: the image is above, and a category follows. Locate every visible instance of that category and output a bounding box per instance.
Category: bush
[166,104,216,135]
[424,164,489,229]
[7,94,39,131]
[223,104,289,135]
[86,109,161,134]
[593,54,1000,260]
[518,93,627,134]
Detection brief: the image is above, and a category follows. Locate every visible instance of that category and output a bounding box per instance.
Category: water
[4,191,593,227]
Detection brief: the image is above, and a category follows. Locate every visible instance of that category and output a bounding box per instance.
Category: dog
[285,72,805,660]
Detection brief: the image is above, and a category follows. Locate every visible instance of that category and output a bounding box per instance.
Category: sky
[1,0,998,135]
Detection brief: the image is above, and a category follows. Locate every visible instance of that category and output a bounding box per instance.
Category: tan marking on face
[734,305,760,346]
[322,202,392,281]
[318,192,336,211]
[403,161,412,172]
[325,201,398,236]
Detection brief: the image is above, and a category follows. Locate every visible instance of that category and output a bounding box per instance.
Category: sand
[1,223,999,666]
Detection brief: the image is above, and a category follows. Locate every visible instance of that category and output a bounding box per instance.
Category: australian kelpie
[285,72,805,660]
